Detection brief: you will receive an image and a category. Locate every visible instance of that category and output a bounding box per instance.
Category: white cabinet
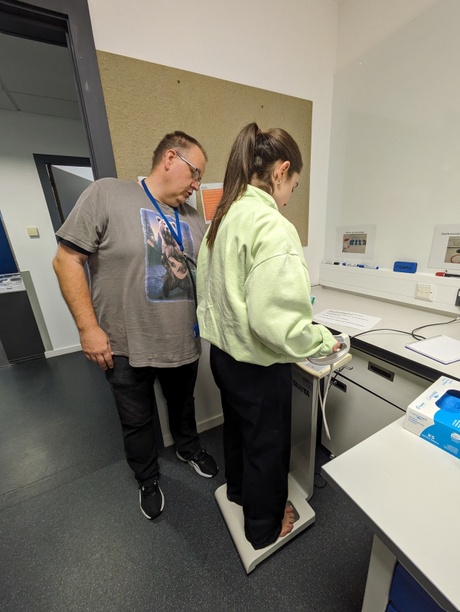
[321,348,431,456]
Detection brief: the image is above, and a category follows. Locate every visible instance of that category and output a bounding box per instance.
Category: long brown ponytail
[206,122,302,248]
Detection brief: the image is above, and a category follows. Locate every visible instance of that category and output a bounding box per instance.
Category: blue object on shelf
[393,261,418,273]
[387,563,444,612]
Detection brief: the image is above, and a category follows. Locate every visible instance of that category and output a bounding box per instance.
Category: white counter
[322,418,460,612]
[313,286,460,610]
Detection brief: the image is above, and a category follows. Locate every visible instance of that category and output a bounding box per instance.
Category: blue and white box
[403,376,460,459]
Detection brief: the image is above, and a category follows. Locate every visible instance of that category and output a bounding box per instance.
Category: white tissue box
[403,376,460,459]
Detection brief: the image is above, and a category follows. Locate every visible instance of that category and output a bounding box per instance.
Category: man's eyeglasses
[175,151,202,184]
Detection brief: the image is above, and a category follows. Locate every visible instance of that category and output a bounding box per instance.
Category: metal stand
[215,353,352,573]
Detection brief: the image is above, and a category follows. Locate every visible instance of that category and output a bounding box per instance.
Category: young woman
[197,122,339,549]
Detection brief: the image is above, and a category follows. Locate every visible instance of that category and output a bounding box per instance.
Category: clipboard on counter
[405,335,460,365]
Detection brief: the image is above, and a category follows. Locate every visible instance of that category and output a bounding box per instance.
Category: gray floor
[0,352,373,612]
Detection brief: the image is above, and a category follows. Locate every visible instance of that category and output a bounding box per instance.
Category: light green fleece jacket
[196,185,337,366]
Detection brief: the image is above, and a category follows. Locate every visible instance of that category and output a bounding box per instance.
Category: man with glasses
[53,131,218,521]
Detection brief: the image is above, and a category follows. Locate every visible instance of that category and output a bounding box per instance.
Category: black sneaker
[176,448,218,478]
[139,480,164,520]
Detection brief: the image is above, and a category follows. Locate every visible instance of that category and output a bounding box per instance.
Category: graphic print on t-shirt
[140,208,195,302]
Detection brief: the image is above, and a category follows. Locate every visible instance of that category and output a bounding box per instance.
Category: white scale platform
[215,353,352,573]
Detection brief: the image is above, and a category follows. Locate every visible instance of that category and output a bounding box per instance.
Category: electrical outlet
[415,282,435,302]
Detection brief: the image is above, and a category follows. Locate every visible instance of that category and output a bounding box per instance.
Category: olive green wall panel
[97,51,312,244]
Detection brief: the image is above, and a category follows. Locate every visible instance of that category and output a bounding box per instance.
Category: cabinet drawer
[321,349,433,455]
[340,348,430,410]
[322,378,403,456]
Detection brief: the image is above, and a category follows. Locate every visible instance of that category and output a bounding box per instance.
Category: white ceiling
[0,32,81,120]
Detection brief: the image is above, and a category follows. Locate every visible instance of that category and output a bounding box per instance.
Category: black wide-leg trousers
[210,345,292,549]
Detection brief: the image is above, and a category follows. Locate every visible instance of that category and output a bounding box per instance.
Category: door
[34,154,94,231]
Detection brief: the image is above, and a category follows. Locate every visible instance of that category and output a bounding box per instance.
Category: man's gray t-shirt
[56,178,205,367]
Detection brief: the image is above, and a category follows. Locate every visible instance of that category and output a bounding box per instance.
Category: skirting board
[45,344,82,358]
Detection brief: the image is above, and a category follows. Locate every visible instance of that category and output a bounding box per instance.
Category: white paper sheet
[406,335,460,365]
[314,309,381,331]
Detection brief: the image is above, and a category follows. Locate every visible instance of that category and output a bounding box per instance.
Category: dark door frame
[0,0,117,180]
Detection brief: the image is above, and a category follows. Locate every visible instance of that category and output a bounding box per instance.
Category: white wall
[335,0,438,71]
[322,0,460,312]
[0,110,89,352]
[87,0,339,284]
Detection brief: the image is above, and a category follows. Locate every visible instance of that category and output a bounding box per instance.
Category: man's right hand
[80,326,114,370]
[53,244,114,370]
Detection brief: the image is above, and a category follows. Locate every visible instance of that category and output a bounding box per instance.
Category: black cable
[411,316,460,338]
[352,327,426,342]
[314,472,327,489]
[351,316,460,344]
[183,252,197,268]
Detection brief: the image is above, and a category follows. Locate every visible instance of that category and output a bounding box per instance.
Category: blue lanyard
[141,179,183,251]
